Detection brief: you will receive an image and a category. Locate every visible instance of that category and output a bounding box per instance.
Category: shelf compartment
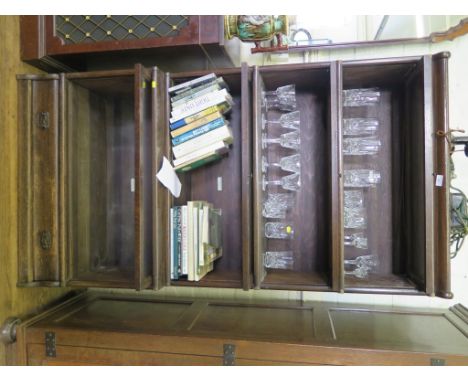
[64,65,154,289]
[253,63,335,291]
[167,67,251,289]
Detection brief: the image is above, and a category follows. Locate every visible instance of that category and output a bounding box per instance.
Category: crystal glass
[262,193,294,218]
[262,173,301,191]
[344,169,381,188]
[262,154,301,174]
[344,207,367,229]
[343,137,381,156]
[344,190,363,208]
[263,84,297,111]
[264,251,294,270]
[345,255,379,269]
[262,131,300,150]
[262,110,300,130]
[344,232,368,249]
[343,88,381,107]
[345,265,371,279]
[265,222,294,239]
[343,118,379,136]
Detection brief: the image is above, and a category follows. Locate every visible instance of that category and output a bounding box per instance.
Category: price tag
[435,175,444,187]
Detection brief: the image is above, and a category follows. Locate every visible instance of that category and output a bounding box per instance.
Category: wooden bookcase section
[17,53,452,298]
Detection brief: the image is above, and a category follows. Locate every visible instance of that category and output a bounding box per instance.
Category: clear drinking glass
[263,84,297,111]
[344,190,364,208]
[344,232,368,249]
[262,110,300,130]
[262,131,301,150]
[343,118,379,136]
[262,193,294,218]
[344,255,379,269]
[343,88,381,107]
[262,173,301,191]
[344,169,381,188]
[264,251,294,270]
[344,207,367,229]
[343,137,381,156]
[262,154,301,174]
[265,222,294,239]
[345,265,371,279]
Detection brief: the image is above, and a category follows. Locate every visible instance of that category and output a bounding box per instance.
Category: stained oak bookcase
[17,52,452,298]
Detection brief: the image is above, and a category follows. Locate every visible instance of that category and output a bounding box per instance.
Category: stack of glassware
[261,85,300,271]
[342,88,383,279]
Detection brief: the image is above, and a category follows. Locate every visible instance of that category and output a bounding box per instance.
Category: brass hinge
[223,344,235,366]
[45,331,56,357]
[38,112,50,129]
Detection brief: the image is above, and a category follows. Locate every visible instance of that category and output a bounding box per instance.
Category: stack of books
[168,73,234,172]
[170,201,222,281]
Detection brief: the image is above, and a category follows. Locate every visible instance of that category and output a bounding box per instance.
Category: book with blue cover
[171,117,226,146]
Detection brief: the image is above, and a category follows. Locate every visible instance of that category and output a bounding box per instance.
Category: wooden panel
[328,308,468,354]
[17,75,61,284]
[432,52,452,299]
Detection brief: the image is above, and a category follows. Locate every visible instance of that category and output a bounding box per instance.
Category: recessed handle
[39,230,52,250]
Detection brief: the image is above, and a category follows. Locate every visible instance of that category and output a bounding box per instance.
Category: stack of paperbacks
[168,73,233,172]
[170,202,222,281]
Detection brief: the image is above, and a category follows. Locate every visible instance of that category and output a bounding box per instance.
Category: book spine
[176,207,182,277]
[170,111,222,138]
[172,126,232,159]
[181,205,188,275]
[170,208,174,280]
[172,83,221,107]
[170,105,221,130]
[170,89,228,121]
[173,207,180,280]
[175,152,222,173]
[173,141,227,167]
[168,73,216,94]
[172,118,225,146]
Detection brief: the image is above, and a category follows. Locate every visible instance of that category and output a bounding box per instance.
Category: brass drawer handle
[39,230,52,250]
[38,112,49,129]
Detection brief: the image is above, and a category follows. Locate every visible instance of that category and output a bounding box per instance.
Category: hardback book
[173,141,229,167]
[168,73,216,95]
[170,208,174,280]
[172,117,226,146]
[171,79,228,108]
[181,205,188,275]
[172,125,233,159]
[171,111,223,138]
[169,104,230,130]
[171,77,228,104]
[170,89,233,123]
[174,150,225,173]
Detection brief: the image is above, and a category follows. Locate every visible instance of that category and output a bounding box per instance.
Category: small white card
[435,174,444,187]
[156,156,181,198]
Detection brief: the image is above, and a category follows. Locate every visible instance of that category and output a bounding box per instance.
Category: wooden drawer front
[17,75,61,285]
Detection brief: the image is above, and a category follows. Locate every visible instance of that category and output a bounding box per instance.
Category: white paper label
[435,174,444,187]
[156,156,182,198]
[217,176,223,191]
[130,178,135,193]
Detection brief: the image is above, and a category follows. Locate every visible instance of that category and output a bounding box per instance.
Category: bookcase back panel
[254,65,333,290]
[67,76,136,285]
[342,59,427,292]
[170,71,244,287]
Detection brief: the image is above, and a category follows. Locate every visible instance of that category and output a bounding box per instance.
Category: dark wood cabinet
[17,53,452,297]
[20,16,234,72]
[13,292,468,365]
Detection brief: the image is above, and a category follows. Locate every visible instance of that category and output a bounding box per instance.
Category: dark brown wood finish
[20,16,233,73]
[17,74,62,286]
[14,292,468,366]
[432,52,452,299]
